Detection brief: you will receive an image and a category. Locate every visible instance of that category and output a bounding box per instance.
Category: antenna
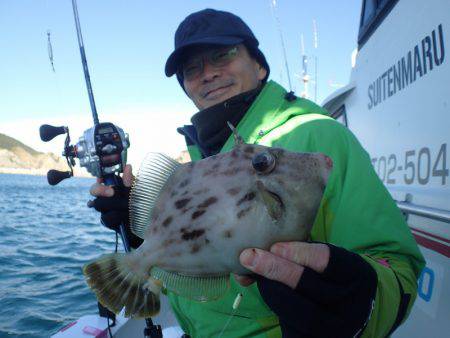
[300,33,305,56]
[312,19,318,102]
[270,0,292,91]
[313,19,318,49]
[299,33,309,98]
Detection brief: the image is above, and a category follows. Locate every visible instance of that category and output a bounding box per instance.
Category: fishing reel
[39,122,129,185]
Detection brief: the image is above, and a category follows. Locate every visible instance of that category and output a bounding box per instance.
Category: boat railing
[396,201,450,224]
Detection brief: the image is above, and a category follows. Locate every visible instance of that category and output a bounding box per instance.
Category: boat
[322,0,449,336]
[53,0,449,336]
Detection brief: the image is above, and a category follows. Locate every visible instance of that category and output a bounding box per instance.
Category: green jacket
[167,80,425,337]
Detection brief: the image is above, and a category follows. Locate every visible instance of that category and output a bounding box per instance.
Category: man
[90,8,424,338]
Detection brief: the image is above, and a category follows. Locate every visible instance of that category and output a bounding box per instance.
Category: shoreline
[0,167,91,178]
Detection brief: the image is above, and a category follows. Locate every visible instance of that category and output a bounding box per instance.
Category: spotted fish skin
[134,143,332,275]
[83,143,332,317]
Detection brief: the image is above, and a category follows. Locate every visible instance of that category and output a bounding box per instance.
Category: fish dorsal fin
[150,267,230,302]
[129,152,181,238]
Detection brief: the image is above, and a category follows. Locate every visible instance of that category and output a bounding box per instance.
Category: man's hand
[89,164,134,198]
[88,165,143,248]
[237,242,330,288]
[88,164,134,232]
[236,242,378,338]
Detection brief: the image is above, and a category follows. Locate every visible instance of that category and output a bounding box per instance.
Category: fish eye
[252,152,276,174]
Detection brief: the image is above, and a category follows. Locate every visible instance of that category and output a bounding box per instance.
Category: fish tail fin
[83,253,161,318]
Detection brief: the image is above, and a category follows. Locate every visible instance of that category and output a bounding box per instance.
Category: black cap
[165,9,269,82]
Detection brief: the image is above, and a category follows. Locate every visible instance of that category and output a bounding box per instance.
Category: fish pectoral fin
[130,152,182,238]
[256,180,284,221]
[150,266,230,302]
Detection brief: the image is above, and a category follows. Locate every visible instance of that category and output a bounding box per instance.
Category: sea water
[0,174,119,338]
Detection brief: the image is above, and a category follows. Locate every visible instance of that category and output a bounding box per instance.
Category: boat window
[331,105,348,127]
[358,0,399,48]
[361,0,377,27]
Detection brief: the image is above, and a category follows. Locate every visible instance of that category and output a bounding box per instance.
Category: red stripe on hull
[410,226,450,244]
[413,233,450,258]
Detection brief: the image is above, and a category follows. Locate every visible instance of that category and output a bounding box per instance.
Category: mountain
[0,133,71,175]
[0,133,192,177]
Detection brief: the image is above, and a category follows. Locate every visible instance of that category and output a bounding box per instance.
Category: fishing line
[269,0,292,92]
[44,0,66,121]
[45,0,55,72]
[217,292,243,338]
[107,318,114,338]
[312,19,318,102]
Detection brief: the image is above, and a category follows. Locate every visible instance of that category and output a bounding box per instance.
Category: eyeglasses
[180,46,239,81]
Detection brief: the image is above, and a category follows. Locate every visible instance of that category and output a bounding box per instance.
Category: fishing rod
[39,1,162,337]
[72,0,133,251]
[72,0,99,125]
[40,0,131,250]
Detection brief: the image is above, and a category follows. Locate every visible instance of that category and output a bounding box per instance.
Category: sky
[0,0,362,168]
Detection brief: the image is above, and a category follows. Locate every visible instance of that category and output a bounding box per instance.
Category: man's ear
[256,62,267,81]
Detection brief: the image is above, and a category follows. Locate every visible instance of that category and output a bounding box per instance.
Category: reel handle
[40,124,66,142]
[47,169,72,185]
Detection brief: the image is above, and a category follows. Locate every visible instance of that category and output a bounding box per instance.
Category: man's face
[181,44,267,110]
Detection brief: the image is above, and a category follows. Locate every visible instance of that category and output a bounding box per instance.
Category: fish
[83,127,333,318]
